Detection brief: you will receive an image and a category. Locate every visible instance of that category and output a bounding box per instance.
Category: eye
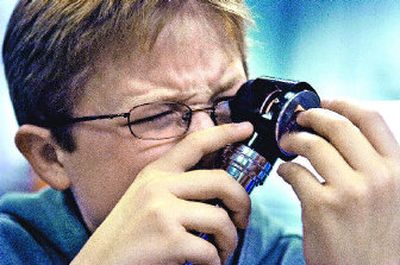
[182,110,191,123]
[127,102,192,139]
[128,103,182,126]
[129,110,175,125]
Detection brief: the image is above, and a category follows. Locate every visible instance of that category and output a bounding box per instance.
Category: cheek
[71,131,176,187]
[65,127,178,223]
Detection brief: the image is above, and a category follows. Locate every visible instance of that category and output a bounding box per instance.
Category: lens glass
[129,102,190,139]
[214,100,232,124]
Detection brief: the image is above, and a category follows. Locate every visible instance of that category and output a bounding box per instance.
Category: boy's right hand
[71,122,253,265]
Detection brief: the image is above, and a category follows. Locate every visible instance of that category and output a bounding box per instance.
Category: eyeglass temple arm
[54,112,130,126]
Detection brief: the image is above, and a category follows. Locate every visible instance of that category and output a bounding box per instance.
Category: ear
[15,125,71,191]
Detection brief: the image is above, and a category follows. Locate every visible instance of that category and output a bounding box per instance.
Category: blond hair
[3,0,252,151]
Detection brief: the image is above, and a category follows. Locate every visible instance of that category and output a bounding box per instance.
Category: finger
[166,170,251,229]
[296,107,381,171]
[280,132,354,184]
[149,122,254,172]
[321,99,400,159]
[177,233,221,265]
[277,161,324,203]
[178,200,238,263]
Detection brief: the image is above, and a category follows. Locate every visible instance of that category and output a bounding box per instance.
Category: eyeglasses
[52,100,233,140]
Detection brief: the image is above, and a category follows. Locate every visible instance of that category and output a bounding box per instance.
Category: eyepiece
[229,77,321,161]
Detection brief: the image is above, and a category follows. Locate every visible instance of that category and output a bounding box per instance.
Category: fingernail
[279,133,290,146]
[295,111,306,123]
[277,163,289,175]
[278,134,293,154]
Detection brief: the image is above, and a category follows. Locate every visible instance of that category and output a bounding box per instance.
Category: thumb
[149,122,253,172]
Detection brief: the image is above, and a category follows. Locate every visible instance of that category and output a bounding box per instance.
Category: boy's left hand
[278,100,400,265]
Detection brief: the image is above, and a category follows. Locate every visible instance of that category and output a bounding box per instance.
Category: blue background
[246,0,400,99]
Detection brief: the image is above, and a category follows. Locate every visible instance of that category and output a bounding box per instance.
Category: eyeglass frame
[49,100,231,140]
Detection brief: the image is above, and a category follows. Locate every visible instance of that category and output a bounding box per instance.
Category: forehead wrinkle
[106,51,243,113]
[143,45,229,92]
[120,79,196,109]
[123,54,231,104]
[210,58,246,92]
[143,47,237,102]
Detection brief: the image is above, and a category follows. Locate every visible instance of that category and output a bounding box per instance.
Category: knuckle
[213,208,238,246]
[166,228,186,250]
[354,109,383,130]
[242,191,251,211]
[316,181,370,213]
[146,201,167,221]
[142,191,177,226]
[321,191,339,210]
[210,170,233,188]
[301,135,322,155]
[218,234,238,259]
[218,170,244,192]
[308,189,337,212]
[140,180,164,201]
[137,166,167,182]
[353,183,370,201]
[365,110,384,124]
[145,201,176,234]
[217,169,232,180]
[202,244,220,264]
[328,115,353,132]
[329,99,347,109]
[370,166,398,194]
[228,230,239,251]
[339,180,370,210]
[222,171,241,187]
[215,207,231,225]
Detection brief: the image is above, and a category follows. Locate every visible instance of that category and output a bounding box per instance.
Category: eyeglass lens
[128,101,232,140]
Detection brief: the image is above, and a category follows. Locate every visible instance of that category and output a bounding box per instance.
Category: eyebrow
[130,77,242,110]
[158,75,244,104]
[213,75,244,97]
[121,64,245,109]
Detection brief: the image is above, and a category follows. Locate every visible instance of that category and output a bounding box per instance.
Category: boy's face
[62,14,247,231]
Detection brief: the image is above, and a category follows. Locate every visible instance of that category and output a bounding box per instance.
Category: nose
[188,111,216,133]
